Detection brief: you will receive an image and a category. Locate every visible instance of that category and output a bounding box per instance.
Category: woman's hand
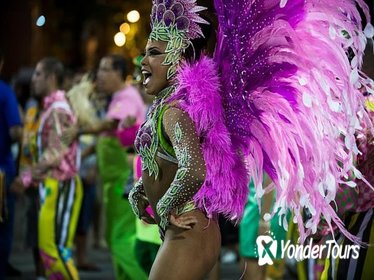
[169,211,198,230]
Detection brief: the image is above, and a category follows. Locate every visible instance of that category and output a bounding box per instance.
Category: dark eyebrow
[147,46,160,52]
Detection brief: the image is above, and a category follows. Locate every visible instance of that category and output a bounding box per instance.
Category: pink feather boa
[169,56,249,221]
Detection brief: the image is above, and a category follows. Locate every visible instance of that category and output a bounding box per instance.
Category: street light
[127,10,140,23]
[114,32,126,47]
[120,23,131,34]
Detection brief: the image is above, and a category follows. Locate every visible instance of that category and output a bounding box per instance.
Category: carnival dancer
[19,93,46,278]
[12,57,82,280]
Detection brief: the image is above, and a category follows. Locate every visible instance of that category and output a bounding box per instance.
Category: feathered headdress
[149,0,209,79]
[213,0,374,243]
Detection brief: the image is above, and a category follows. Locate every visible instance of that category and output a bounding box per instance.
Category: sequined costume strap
[157,105,176,160]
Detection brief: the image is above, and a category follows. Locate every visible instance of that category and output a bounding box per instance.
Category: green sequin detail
[137,86,175,179]
[175,201,196,216]
[150,22,189,79]
[128,178,144,219]
[174,122,182,143]
[157,121,192,229]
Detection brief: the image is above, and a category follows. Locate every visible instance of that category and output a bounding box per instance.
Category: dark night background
[0,0,373,81]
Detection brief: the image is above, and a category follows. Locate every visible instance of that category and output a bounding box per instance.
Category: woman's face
[141,40,171,96]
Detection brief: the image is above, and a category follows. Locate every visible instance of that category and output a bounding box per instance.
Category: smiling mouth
[142,70,152,86]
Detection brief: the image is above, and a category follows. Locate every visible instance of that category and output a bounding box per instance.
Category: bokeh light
[120,22,131,34]
[127,10,140,23]
[36,15,46,27]
[114,32,126,47]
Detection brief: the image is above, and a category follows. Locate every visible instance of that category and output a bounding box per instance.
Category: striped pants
[38,176,83,280]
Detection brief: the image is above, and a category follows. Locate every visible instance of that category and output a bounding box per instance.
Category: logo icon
[256,233,277,266]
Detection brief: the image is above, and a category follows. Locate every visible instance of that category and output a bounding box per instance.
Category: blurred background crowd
[0,1,373,280]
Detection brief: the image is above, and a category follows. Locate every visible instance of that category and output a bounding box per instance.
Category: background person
[0,46,23,279]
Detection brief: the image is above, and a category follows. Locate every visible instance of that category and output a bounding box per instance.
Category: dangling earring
[191,43,196,62]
